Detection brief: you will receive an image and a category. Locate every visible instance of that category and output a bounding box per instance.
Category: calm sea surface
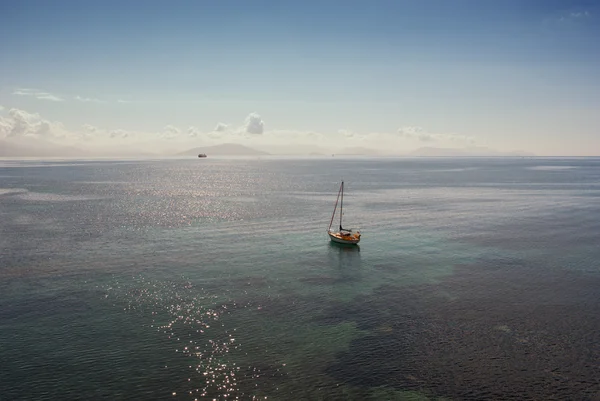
[1,157,599,400]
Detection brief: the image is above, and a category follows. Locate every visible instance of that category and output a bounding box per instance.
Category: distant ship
[198,153,207,158]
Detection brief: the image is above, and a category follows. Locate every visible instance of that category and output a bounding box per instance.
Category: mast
[339,181,344,231]
[328,182,343,231]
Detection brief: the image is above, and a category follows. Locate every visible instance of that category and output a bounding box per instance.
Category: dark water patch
[327,265,600,400]
[299,274,356,285]
[0,292,91,320]
[226,275,272,288]
[316,284,439,333]
[472,255,529,270]
[373,263,403,273]
[457,205,600,251]
[250,293,335,320]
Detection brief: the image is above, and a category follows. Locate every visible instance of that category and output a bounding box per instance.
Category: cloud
[0,108,66,139]
[267,129,325,143]
[397,126,435,141]
[244,113,264,135]
[12,88,64,102]
[1,106,481,156]
[109,129,129,139]
[214,122,228,132]
[187,126,199,137]
[12,88,122,104]
[204,113,264,138]
[0,117,11,137]
[1,108,198,156]
[397,126,474,143]
[75,95,106,103]
[0,105,5,111]
[560,10,590,21]
[82,124,99,133]
[160,125,181,139]
[338,129,357,138]
[545,10,592,26]
[12,88,35,95]
[79,123,139,142]
[79,124,100,140]
[36,94,64,102]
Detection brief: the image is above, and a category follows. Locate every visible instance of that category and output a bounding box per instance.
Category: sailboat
[327,181,361,244]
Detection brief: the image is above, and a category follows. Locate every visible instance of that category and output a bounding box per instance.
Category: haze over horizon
[1,1,599,156]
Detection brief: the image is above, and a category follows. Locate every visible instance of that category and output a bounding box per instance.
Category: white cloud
[0,108,67,139]
[79,124,100,140]
[0,105,5,111]
[12,88,64,102]
[560,10,590,21]
[273,130,323,140]
[397,126,474,143]
[214,122,228,132]
[36,94,64,102]
[82,124,99,133]
[338,129,357,138]
[264,129,326,145]
[187,126,199,137]
[202,114,264,139]
[0,108,197,155]
[12,88,35,95]
[75,95,106,103]
[571,11,590,18]
[109,129,129,139]
[244,112,264,135]
[117,99,132,104]
[545,10,592,25]
[160,125,181,139]
[0,117,11,137]
[78,123,140,142]
[397,126,428,140]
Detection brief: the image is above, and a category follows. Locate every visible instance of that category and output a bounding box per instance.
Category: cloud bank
[397,126,474,143]
[1,107,479,156]
[0,108,66,139]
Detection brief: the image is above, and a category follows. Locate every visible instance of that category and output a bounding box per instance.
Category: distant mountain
[408,146,535,157]
[177,143,269,156]
[337,147,381,156]
[258,144,331,156]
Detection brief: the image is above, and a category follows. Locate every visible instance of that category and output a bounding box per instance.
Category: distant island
[337,147,381,156]
[177,143,270,157]
[0,138,537,158]
[408,146,535,157]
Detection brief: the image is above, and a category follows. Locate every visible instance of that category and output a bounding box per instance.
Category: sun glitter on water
[101,275,270,400]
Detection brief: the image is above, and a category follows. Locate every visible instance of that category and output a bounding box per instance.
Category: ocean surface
[1,156,599,400]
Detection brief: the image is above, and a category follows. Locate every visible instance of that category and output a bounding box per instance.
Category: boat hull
[328,231,360,244]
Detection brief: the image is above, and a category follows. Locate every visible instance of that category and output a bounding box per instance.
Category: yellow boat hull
[328,230,361,244]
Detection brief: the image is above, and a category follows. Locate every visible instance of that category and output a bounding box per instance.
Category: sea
[0,156,599,401]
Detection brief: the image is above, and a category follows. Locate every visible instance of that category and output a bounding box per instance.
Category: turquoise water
[1,157,599,400]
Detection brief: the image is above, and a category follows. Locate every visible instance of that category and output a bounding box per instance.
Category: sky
[0,0,599,156]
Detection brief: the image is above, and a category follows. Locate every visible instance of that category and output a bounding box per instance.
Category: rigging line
[339,181,344,230]
[328,181,343,231]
